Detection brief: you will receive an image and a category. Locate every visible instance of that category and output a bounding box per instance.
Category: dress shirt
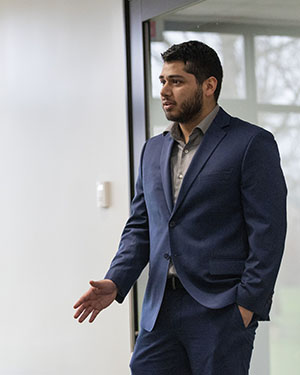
[165,104,220,276]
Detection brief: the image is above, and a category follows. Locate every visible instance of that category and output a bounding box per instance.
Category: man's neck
[179,103,217,144]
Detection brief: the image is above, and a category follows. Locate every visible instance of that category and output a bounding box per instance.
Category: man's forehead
[161,61,185,73]
[159,61,189,77]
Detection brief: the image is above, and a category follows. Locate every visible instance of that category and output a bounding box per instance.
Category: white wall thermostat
[96,181,110,208]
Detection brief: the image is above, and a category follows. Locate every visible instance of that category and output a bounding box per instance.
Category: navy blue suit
[105,107,287,372]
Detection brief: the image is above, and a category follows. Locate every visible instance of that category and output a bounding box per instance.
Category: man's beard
[163,88,203,124]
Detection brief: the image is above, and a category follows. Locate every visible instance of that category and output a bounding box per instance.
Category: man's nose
[160,82,171,97]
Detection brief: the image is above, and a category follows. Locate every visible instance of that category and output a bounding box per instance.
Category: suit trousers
[130,280,258,375]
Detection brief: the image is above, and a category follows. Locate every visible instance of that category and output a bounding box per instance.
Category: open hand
[73,279,117,323]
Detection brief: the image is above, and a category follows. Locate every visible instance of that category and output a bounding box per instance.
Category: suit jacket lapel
[160,133,174,214]
[173,108,230,214]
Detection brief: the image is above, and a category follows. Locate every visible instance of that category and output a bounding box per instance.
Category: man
[74,41,287,374]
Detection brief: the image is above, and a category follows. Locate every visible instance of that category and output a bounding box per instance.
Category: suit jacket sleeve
[105,142,150,303]
[236,130,287,318]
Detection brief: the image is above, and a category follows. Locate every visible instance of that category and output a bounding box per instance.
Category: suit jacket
[105,107,287,332]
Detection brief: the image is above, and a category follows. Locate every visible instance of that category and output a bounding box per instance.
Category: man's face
[159,61,203,124]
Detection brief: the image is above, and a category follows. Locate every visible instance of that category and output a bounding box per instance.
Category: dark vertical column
[125,0,200,347]
[129,0,147,180]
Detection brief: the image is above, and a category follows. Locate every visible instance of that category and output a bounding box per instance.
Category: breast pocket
[200,168,233,182]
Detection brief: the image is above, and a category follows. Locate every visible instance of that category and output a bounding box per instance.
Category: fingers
[89,309,101,323]
[74,301,102,323]
[73,304,86,319]
[73,294,91,309]
[78,306,103,323]
[73,285,97,309]
[74,306,101,323]
[73,298,84,309]
[77,306,93,323]
[73,290,91,309]
[73,280,109,323]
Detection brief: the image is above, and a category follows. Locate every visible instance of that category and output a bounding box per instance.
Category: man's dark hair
[161,40,223,101]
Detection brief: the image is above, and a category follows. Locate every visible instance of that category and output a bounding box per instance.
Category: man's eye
[173,80,181,85]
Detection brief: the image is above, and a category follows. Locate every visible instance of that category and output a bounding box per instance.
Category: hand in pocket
[237,305,254,328]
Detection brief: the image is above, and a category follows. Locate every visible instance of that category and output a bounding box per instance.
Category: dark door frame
[124,0,200,345]
[125,0,198,179]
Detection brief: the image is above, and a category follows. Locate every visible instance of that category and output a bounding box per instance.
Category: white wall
[0,0,131,374]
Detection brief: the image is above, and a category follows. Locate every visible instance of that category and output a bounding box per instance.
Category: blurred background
[0,0,131,374]
[1,0,299,374]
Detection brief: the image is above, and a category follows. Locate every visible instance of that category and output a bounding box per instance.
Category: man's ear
[202,76,218,98]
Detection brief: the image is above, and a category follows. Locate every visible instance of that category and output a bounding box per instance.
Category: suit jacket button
[169,221,176,228]
[164,253,170,260]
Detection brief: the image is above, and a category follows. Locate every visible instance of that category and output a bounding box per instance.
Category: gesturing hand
[73,279,118,323]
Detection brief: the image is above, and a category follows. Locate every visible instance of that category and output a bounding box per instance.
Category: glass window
[140,1,300,373]
[258,112,300,373]
[256,36,300,105]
